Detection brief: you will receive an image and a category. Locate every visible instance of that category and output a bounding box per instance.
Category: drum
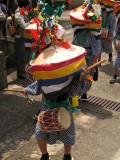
[25,64,36,82]
[30,44,87,99]
[38,107,71,133]
[116,39,120,52]
[101,28,108,39]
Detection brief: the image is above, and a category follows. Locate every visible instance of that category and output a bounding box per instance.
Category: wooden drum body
[101,28,108,39]
[38,107,71,132]
[25,64,36,82]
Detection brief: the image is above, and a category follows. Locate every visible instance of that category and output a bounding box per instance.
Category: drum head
[58,107,71,129]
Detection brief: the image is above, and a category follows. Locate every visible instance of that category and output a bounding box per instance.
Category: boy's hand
[79,67,89,85]
[82,67,89,76]
[22,89,27,96]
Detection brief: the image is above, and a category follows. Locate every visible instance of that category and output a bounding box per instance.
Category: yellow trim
[85,23,102,29]
[103,1,117,7]
[24,33,33,39]
[33,57,86,79]
[71,20,102,29]
[71,20,83,25]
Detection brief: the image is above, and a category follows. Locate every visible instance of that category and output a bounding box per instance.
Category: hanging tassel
[72,96,78,120]
[27,95,34,105]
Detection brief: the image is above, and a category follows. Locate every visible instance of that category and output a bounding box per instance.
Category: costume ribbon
[27,95,34,105]
[72,96,78,120]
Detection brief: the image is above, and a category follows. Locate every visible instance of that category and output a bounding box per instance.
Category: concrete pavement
[1,10,120,160]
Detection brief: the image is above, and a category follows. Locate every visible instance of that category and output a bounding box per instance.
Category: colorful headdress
[30,44,87,99]
[20,0,71,58]
[113,5,120,20]
[70,0,102,35]
[99,0,118,11]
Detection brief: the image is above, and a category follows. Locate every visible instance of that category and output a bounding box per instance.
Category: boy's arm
[69,68,92,97]
[91,35,101,65]
[22,81,43,95]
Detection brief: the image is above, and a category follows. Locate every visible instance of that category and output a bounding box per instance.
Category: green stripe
[101,11,109,30]
[45,97,70,110]
[77,30,89,47]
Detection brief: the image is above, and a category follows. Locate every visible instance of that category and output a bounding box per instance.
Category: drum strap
[45,97,70,110]
[101,11,109,31]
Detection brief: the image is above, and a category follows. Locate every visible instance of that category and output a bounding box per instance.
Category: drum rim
[58,107,71,129]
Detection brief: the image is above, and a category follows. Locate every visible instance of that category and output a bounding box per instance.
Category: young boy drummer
[110,5,120,83]
[22,59,92,160]
[71,0,102,100]
[98,0,118,63]
[21,1,94,159]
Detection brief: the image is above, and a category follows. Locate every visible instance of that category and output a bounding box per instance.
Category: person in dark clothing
[3,0,17,16]
[14,0,31,79]
[0,0,8,40]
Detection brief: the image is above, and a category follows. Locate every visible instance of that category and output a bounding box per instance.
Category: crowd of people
[0,0,119,82]
[0,0,55,79]
[22,1,120,160]
[1,0,120,160]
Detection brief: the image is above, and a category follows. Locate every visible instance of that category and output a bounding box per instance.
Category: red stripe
[25,29,37,33]
[31,51,87,72]
[70,14,102,24]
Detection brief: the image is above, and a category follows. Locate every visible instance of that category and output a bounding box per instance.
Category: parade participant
[22,66,92,160]
[70,0,102,100]
[98,0,118,63]
[0,0,9,40]
[14,0,31,79]
[18,0,92,158]
[4,1,106,159]
[110,5,120,83]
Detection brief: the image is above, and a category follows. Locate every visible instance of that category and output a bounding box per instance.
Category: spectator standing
[0,0,8,40]
[14,0,31,79]
[72,2,101,101]
[98,0,117,63]
[110,5,120,83]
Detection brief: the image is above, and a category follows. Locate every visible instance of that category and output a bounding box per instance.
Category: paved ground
[1,10,120,160]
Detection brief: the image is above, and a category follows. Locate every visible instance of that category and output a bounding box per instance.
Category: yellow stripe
[114,6,120,16]
[103,1,117,7]
[71,20,102,29]
[85,23,102,29]
[71,19,84,25]
[33,57,86,80]
[24,33,33,39]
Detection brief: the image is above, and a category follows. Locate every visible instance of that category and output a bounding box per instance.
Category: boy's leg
[37,140,47,154]
[113,66,118,75]
[37,140,50,160]
[64,145,72,154]
[110,67,118,84]
[108,53,112,62]
[98,52,101,61]
[62,145,73,160]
